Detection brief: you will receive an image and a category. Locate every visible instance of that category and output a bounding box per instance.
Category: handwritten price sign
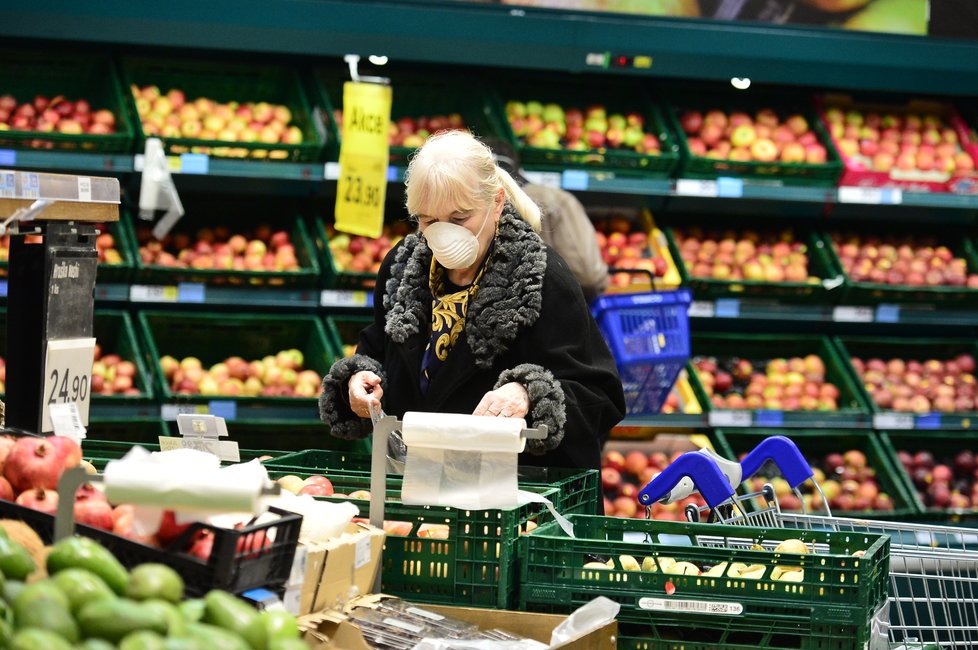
[41,338,96,433]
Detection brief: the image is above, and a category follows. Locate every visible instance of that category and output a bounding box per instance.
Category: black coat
[319,209,625,471]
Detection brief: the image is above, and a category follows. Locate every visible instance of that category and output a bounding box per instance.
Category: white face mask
[422,204,493,270]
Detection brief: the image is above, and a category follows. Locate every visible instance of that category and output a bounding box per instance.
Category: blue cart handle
[739,435,813,490]
[638,452,736,509]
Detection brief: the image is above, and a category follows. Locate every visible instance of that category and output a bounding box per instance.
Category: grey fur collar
[384,209,547,369]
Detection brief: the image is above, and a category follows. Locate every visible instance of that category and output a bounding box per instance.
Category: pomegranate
[0,477,12,501]
[156,510,192,545]
[75,482,107,503]
[0,436,16,473]
[48,436,82,469]
[112,505,158,545]
[4,437,67,492]
[235,525,271,559]
[75,499,114,531]
[188,530,214,561]
[16,487,59,514]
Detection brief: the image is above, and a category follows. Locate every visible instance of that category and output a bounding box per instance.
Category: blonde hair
[404,131,541,232]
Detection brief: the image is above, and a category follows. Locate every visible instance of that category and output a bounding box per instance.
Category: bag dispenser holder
[138,137,185,240]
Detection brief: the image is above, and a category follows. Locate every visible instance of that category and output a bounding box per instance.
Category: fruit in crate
[693,354,841,411]
[327,222,409,275]
[333,109,467,147]
[830,232,978,287]
[0,93,117,136]
[130,84,303,159]
[505,101,661,154]
[823,105,976,176]
[158,350,322,397]
[601,448,707,520]
[850,353,977,413]
[745,448,894,512]
[135,223,301,273]
[677,107,828,164]
[674,226,818,283]
[91,343,140,396]
[897,447,978,509]
[1,225,122,268]
[593,215,669,289]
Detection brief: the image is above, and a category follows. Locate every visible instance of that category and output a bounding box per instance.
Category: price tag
[837,186,903,205]
[130,285,178,303]
[41,337,96,433]
[334,81,392,238]
[688,300,715,318]
[50,402,86,441]
[873,413,914,430]
[916,413,941,429]
[355,535,372,569]
[320,289,371,307]
[716,177,744,198]
[160,404,209,420]
[676,179,719,197]
[875,304,900,323]
[179,153,209,175]
[0,149,16,166]
[708,410,752,427]
[522,171,562,188]
[177,283,206,303]
[715,298,740,318]
[323,161,341,180]
[162,436,240,462]
[754,410,784,427]
[561,169,589,191]
[76,176,92,202]
[832,306,874,323]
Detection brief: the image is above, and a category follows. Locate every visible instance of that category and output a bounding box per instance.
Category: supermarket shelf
[92,283,374,311]
[90,401,162,420]
[621,409,872,429]
[157,400,319,423]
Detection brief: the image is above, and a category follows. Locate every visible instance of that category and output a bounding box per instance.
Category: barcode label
[838,186,902,205]
[130,285,178,302]
[320,289,370,307]
[522,171,562,188]
[638,597,743,616]
[50,402,86,440]
[77,177,92,202]
[873,413,914,429]
[708,411,752,427]
[676,179,719,197]
[832,306,873,322]
[161,403,208,420]
[688,301,715,318]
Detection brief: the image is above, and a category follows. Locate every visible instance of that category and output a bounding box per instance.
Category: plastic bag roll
[401,411,527,453]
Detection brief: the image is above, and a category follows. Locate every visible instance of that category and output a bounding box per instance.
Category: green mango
[141,599,187,638]
[9,628,75,650]
[269,640,309,650]
[163,638,207,650]
[77,598,169,643]
[47,536,129,595]
[14,581,70,611]
[242,610,301,650]
[13,582,78,642]
[79,640,118,650]
[0,535,36,581]
[119,630,167,650]
[178,598,206,623]
[0,616,11,648]
[202,590,258,632]
[2,579,25,604]
[126,564,185,603]
[52,567,118,614]
[185,623,250,650]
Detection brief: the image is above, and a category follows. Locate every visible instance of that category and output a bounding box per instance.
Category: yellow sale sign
[335,81,392,238]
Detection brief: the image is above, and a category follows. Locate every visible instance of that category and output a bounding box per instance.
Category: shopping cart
[646,436,978,650]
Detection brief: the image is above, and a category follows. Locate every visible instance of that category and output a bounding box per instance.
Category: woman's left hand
[473,382,529,419]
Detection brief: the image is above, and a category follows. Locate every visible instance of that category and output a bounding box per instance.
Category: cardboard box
[293,522,385,615]
[301,597,617,650]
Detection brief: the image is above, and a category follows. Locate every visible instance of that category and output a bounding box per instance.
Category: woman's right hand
[349,370,383,418]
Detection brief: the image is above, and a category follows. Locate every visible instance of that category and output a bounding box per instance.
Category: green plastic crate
[880,430,978,521]
[221,422,369,454]
[324,314,372,362]
[0,218,135,284]
[92,310,155,404]
[822,227,978,306]
[713,428,919,519]
[491,73,680,178]
[266,467,560,609]
[136,311,335,414]
[686,333,872,427]
[663,222,843,303]
[0,50,135,153]
[313,67,508,166]
[130,210,321,288]
[834,335,978,430]
[121,57,324,162]
[520,515,889,649]
[314,219,412,291]
[663,88,843,187]
[85,418,169,444]
[82,438,287,470]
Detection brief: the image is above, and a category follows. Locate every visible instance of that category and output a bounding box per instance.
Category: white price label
[832,306,874,323]
[320,289,370,307]
[77,176,92,202]
[837,186,902,205]
[41,338,96,434]
[522,171,562,188]
[676,179,719,197]
[160,404,208,421]
[638,597,744,616]
[355,535,372,569]
[49,402,86,440]
[688,301,716,318]
[873,413,915,430]
[324,162,341,180]
[708,411,752,427]
[130,285,178,302]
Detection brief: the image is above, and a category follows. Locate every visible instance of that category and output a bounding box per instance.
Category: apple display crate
[90,310,156,407]
[713,429,919,521]
[519,515,889,650]
[816,94,978,195]
[313,68,509,166]
[591,288,692,416]
[136,311,337,415]
[662,221,842,304]
[663,87,843,187]
[880,430,978,521]
[490,72,680,178]
[820,225,978,307]
[266,468,563,609]
[121,56,324,162]
[686,332,872,428]
[834,335,978,431]
[129,205,321,288]
[0,50,136,153]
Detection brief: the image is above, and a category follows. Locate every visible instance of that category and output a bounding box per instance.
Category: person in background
[319,131,625,471]
[484,138,609,303]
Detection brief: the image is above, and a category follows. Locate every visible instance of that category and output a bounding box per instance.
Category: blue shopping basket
[591,288,692,415]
